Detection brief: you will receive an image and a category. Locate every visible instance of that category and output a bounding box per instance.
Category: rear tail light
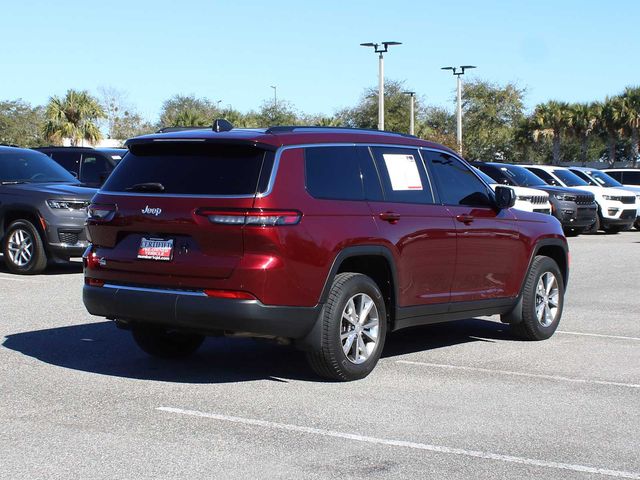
[88,203,117,222]
[204,289,257,300]
[197,209,301,226]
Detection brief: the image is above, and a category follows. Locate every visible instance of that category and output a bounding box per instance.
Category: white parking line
[557,330,640,341]
[157,407,640,479]
[397,360,640,389]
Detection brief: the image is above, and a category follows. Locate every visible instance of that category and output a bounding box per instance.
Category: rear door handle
[455,214,474,225]
[379,212,401,224]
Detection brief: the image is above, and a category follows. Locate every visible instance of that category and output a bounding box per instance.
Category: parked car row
[474,162,640,235]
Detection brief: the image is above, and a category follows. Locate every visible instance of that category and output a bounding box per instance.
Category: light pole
[441,65,476,154]
[270,85,277,108]
[403,91,416,135]
[360,41,402,131]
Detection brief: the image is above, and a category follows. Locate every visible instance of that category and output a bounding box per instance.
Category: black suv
[473,162,597,235]
[35,146,126,187]
[0,146,97,274]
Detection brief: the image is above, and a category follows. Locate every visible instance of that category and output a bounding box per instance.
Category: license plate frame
[137,237,174,262]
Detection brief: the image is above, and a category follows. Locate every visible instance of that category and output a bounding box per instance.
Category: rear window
[102,143,274,195]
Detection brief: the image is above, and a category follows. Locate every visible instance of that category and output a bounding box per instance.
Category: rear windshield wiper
[125,182,165,192]
[1,180,28,185]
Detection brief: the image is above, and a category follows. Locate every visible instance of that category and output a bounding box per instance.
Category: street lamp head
[460,65,477,70]
[441,66,455,71]
[360,42,377,48]
[382,41,402,47]
[402,91,416,96]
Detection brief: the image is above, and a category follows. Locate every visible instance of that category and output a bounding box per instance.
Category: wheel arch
[296,245,398,352]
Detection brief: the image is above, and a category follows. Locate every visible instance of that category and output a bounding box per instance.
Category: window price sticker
[382,154,423,191]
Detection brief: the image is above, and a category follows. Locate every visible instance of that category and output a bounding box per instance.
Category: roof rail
[264,125,416,138]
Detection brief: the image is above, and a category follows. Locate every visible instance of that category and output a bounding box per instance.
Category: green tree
[0,99,46,147]
[111,111,155,139]
[622,87,640,167]
[461,80,526,161]
[43,90,105,146]
[568,103,598,166]
[254,99,300,126]
[172,108,209,127]
[159,95,219,128]
[338,80,418,134]
[418,106,456,149]
[531,100,571,165]
[596,97,625,167]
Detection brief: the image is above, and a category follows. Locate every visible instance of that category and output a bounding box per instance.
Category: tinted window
[605,171,622,181]
[475,164,513,185]
[552,169,589,187]
[370,147,433,204]
[81,154,111,185]
[587,170,622,187]
[427,151,492,207]
[0,149,78,183]
[570,169,597,186]
[102,143,272,195]
[527,168,558,186]
[305,146,365,200]
[51,151,81,173]
[623,171,640,185]
[499,165,547,187]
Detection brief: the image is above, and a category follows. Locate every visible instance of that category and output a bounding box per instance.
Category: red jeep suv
[83,125,569,381]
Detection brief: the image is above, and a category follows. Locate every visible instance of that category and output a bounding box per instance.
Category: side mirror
[495,185,516,209]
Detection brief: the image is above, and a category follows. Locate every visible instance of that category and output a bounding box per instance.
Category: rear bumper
[82,284,320,339]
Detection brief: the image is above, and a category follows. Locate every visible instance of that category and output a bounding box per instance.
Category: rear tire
[306,273,387,381]
[2,220,48,275]
[511,256,564,341]
[131,325,204,359]
[634,219,640,231]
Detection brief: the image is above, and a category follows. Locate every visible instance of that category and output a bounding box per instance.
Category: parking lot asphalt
[1,232,639,480]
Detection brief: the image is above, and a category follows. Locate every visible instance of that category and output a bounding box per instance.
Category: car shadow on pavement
[2,318,517,384]
[0,256,83,275]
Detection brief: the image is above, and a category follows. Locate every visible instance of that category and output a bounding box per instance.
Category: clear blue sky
[2,0,639,122]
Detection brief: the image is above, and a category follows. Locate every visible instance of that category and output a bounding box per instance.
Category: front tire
[511,256,564,341]
[584,214,600,234]
[131,325,205,359]
[2,220,48,275]
[306,273,387,381]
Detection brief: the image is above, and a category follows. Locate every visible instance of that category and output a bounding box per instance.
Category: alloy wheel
[535,272,559,327]
[7,228,34,267]
[340,293,380,364]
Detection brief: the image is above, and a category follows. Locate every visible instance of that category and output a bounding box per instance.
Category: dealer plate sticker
[137,237,174,261]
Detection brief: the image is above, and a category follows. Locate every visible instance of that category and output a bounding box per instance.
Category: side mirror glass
[495,185,516,209]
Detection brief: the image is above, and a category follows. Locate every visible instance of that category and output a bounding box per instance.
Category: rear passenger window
[305,146,366,200]
[624,171,640,184]
[51,151,81,174]
[606,171,622,182]
[527,168,557,186]
[426,151,493,207]
[370,147,434,204]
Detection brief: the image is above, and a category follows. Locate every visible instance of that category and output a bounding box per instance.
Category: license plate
[137,237,174,261]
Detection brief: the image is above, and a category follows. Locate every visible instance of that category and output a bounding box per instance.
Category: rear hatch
[86,141,275,284]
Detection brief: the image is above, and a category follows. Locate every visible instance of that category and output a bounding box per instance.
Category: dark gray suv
[0,146,97,274]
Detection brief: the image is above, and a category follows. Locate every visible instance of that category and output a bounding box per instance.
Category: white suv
[523,165,637,233]
[568,167,640,230]
[474,168,551,214]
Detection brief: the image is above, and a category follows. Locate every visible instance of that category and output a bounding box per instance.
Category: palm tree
[43,90,105,146]
[597,97,625,167]
[172,108,209,127]
[531,100,571,164]
[622,87,640,167]
[568,103,598,166]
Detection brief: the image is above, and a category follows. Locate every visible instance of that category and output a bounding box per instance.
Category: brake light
[197,209,301,226]
[88,203,117,222]
[204,289,257,300]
